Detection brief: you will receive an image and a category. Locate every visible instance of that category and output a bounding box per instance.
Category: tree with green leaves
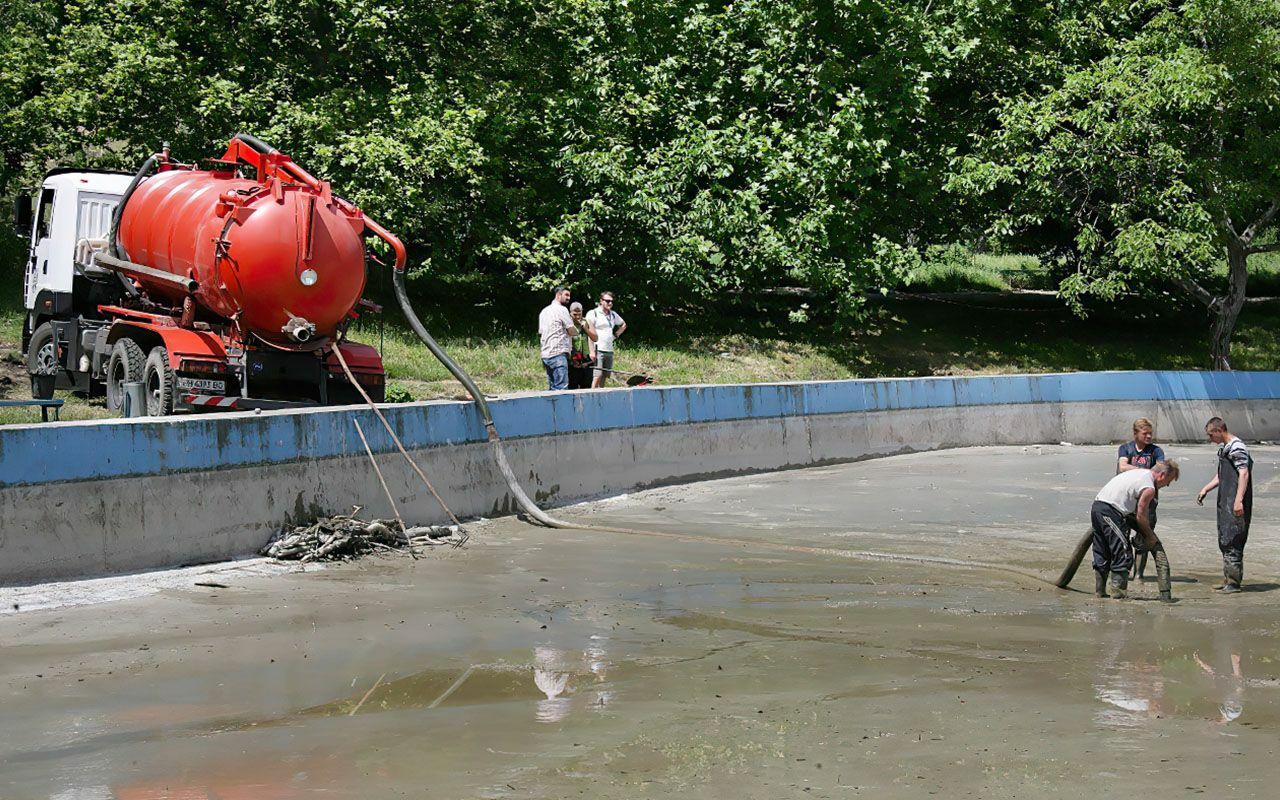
[3,1,1011,317]
[951,0,1280,368]
[499,0,944,308]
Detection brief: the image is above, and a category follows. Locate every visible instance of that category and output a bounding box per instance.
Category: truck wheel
[26,322,60,400]
[143,346,175,416]
[106,338,145,412]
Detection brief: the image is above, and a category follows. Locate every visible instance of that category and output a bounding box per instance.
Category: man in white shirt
[1091,460,1179,600]
[538,287,585,391]
[587,291,627,388]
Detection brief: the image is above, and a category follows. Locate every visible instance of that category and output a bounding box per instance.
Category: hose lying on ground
[391,269,561,528]
[1056,528,1172,598]
[387,269,1065,590]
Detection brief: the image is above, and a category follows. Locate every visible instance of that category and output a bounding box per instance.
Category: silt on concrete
[1,444,1278,798]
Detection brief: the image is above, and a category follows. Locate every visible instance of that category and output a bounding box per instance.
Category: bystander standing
[587,292,627,388]
[538,287,585,391]
[567,302,596,389]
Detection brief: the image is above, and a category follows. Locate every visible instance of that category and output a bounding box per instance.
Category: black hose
[392,268,1064,586]
[108,154,159,260]
[1152,542,1173,600]
[232,132,279,154]
[392,268,565,528]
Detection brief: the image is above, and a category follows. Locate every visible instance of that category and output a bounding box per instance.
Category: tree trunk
[1209,241,1249,370]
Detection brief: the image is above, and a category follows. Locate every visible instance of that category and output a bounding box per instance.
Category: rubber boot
[1152,544,1173,603]
[1220,563,1243,594]
[1094,570,1110,598]
[1109,571,1128,600]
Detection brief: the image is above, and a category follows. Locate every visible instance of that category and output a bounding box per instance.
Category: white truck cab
[13,170,131,395]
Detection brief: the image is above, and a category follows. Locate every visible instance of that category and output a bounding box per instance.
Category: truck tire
[143,346,175,416]
[26,322,59,400]
[106,338,145,412]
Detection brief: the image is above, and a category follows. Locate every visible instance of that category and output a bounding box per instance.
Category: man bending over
[1091,461,1179,601]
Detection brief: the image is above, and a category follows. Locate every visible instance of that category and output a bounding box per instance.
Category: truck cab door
[23,187,56,311]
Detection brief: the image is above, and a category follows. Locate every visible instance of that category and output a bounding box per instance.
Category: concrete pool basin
[2,445,1277,798]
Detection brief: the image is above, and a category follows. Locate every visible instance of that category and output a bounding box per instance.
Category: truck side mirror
[13,193,32,239]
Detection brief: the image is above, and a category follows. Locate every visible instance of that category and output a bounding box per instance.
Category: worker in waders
[1117,417,1166,581]
[1091,461,1180,601]
[1197,417,1253,594]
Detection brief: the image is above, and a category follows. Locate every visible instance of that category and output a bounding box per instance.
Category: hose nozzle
[282,316,316,343]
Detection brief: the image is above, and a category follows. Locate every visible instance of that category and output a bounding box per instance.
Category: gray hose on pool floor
[394,270,1066,589]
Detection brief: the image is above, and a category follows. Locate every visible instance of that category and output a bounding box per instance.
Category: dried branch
[1241,200,1280,246]
[261,509,466,562]
[1173,275,1216,308]
[1219,212,1240,241]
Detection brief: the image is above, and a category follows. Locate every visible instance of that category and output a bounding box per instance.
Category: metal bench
[0,398,65,422]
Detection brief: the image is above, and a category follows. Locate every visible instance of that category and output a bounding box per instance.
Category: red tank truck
[14,133,402,414]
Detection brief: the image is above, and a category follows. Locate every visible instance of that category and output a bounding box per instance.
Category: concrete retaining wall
[2,371,1279,584]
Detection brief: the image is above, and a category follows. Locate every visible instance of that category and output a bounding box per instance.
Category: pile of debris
[261,507,467,562]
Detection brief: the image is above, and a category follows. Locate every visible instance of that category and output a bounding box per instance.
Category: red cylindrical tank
[117,164,368,347]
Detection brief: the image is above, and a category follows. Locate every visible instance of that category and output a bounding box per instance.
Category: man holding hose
[1091,461,1179,601]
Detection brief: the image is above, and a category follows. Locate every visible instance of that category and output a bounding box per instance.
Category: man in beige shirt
[538,287,588,390]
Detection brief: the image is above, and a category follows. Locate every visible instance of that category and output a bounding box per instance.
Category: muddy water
[2,445,1279,798]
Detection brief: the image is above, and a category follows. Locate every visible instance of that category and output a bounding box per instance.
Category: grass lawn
[904,247,1280,294]
[5,249,1280,426]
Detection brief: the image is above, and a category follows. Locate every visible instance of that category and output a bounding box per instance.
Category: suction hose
[391,268,565,528]
[109,150,164,260]
[363,197,1062,589]
[385,265,1068,591]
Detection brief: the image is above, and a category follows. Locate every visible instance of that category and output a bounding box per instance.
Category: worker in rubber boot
[1091,461,1180,600]
[1197,417,1253,594]
[1117,417,1166,581]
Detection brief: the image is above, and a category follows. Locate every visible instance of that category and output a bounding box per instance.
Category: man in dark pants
[1117,417,1166,579]
[1197,417,1253,594]
[1091,461,1180,600]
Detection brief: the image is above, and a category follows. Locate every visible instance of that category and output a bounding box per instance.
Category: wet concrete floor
[2,444,1279,798]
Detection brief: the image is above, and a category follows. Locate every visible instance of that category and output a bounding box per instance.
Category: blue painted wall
[3,371,1278,489]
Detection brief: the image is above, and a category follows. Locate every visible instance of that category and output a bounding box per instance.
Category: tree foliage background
[950,0,1280,368]
[3,0,1280,362]
[0,0,1027,309]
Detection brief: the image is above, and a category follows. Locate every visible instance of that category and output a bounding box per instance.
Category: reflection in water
[1090,616,1270,731]
[1094,658,1166,727]
[531,634,614,723]
[534,645,573,723]
[1091,618,1161,735]
[584,633,615,712]
[109,757,329,800]
[50,787,110,800]
[533,645,575,724]
[1194,650,1245,724]
[536,696,572,723]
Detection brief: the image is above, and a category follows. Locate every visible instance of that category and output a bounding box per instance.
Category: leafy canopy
[950,0,1280,311]
[1,0,1018,315]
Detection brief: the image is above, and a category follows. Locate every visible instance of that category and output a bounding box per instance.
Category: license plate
[176,376,227,393]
